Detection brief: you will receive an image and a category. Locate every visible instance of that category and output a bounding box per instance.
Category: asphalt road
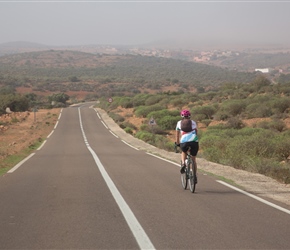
[1,104,290,249]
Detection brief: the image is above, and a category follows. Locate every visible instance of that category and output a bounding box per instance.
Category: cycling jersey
[176,120,198,143]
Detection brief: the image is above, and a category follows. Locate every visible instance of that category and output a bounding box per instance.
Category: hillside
[0,50,258,99]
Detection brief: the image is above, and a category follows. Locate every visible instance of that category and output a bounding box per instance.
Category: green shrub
[135,130,173,151]
[135,131,156,145]
[120,121,137,130]
[145,95,164,106]
[124,127,133,134]
[119,97,134,108]
[11,117,19,123]
[219,99,247,117]
[202,119,212,127]
[134,104,165,118]
[109,112,125,123]
[158,116,180,130]
[271,97,290,114]
[225,117,245,129]
[200,126,290,183]
[245,103,273,118]
[191,105,217,119]
[268,119,286,132]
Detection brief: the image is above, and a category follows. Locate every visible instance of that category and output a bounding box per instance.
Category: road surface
[1,104,290,249]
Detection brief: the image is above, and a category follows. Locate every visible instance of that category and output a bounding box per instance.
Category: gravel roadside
[96,108,290,207]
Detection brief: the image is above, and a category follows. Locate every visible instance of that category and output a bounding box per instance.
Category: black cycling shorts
[180,141,199,156]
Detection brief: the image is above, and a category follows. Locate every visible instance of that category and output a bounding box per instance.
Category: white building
[255,68,270,73]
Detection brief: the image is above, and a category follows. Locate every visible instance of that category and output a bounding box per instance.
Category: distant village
[1,42,289,74]
[87,45,287,74]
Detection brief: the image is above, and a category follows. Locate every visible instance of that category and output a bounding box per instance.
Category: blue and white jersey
[176,120,198,143]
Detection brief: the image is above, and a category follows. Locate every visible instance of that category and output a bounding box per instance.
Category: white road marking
[95,111,101,119]
[53,121,59,130]
[122,140,139,150]
[146,152,179,166]
[37,140,47,150]
[217,181,290,215]
[78,108,155,250]
[58,109,62,120]
[8,153,35,173]
[109,130,119,138]
[47,130,54,138]
[101,120,108,129]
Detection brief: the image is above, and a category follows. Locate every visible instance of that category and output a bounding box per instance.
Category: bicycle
[175,143,197,193]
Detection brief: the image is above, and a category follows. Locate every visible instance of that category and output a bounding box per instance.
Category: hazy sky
[1,1,290,48]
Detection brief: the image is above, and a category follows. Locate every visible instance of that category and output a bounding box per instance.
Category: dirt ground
[0,109,61,169]
[1,107,289,207]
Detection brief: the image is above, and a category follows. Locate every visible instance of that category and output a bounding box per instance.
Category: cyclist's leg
[180,142,188,165]
[189,142,199,182]
[180,143,189,173]
[192,156,197,173]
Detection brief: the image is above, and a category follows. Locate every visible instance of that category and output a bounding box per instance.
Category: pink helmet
[180,109,191,118]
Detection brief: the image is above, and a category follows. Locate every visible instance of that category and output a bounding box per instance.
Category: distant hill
[0,41,51,56]
[212,51,290,71]
[0,41,48,48]
[0,50,258,98]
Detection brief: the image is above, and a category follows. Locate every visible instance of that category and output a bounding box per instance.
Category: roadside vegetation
[97,76,290,184]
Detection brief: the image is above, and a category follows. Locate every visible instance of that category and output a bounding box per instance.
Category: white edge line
[121,140,140,150]
[109,130,119,138]
[47,130,54,138]
[87,146,154,250]
[94,108,101,119]
[146,152,179,166]
[37,140,47,150]
[101,120,108,129]
[54,121,59,129]
[217,180,290,215]
[58,110,62,120]
[78,108,155,249]
[8,153,35,173]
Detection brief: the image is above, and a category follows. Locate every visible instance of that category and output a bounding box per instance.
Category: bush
[219,99,247,117]
[135,130,173,151]
[200,126,290,183]
[245,103,273,118]
[157,116,180,130]
[119,97,134,108]
[0,94,30,115]
[120,121,137,130]
[124,127,133,134]
[109,112,125,123]
[134,104,165,118]
[191,105,217,119]
[145,95,165,106]
[271,97,290,114]
[225,117,245,129]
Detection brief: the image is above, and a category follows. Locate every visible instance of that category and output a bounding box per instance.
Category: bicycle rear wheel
[189,168,196,193]
[181,169,188,190]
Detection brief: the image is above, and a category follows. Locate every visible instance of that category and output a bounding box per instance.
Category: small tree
[48,93,69,105]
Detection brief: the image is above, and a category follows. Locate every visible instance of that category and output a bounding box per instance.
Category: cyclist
[175,109,199,183]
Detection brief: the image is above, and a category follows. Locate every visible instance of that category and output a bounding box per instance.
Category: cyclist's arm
[175,129,180,145]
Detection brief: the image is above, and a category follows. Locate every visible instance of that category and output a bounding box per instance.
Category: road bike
[175,143,196,193]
